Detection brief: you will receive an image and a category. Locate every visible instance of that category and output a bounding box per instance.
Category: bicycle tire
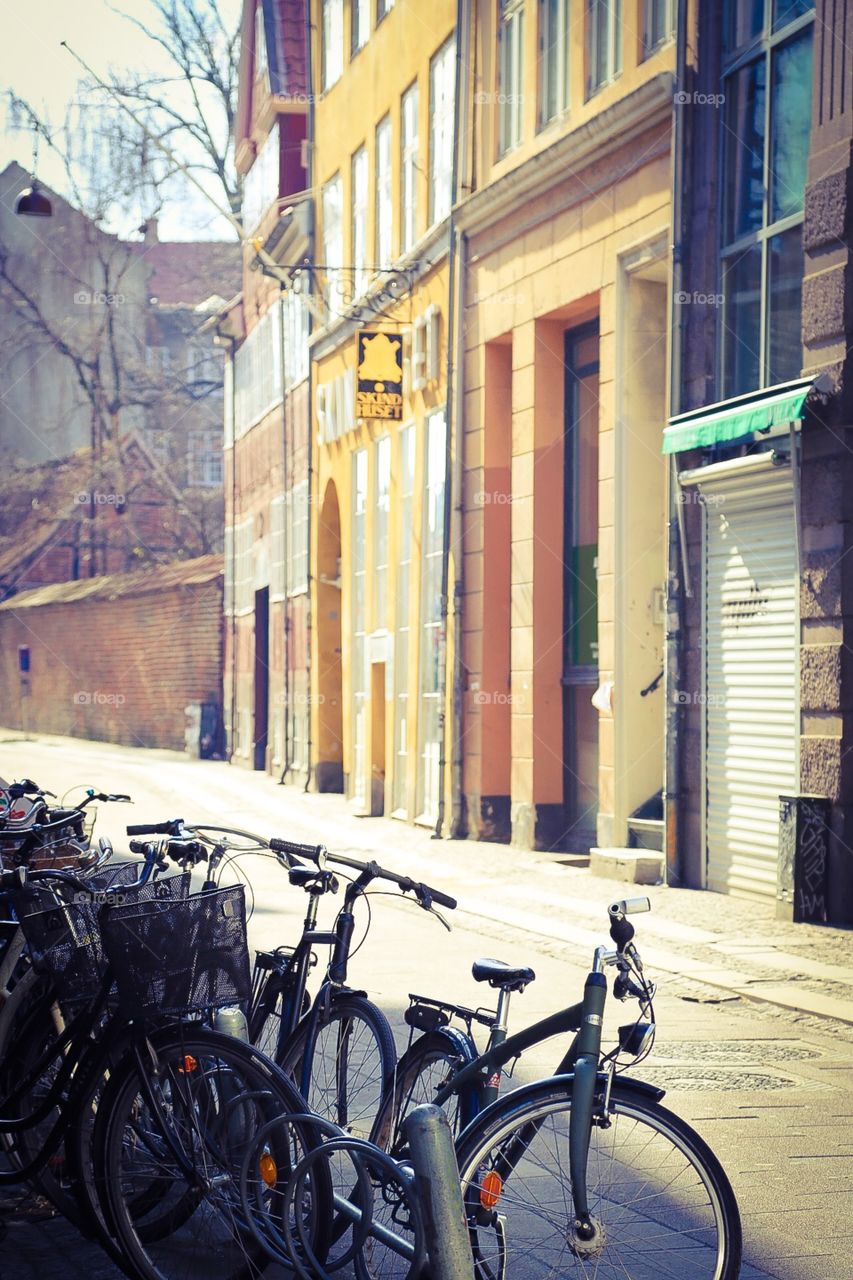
[455,1078,742,1280]
[279,995,397,1140]
[96,1026,332,1280]
[370,1026,479,1154]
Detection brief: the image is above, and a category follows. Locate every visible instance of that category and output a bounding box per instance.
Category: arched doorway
[316,480,343,792]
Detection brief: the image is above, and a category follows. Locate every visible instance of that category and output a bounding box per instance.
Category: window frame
[375,114,393,266]
[498,0,526,156]
[322,0,344,91]
[429,36,456,227]
[642,0,674,57]
[351,145,369,295]
[400,79,420,253]
[351,0,370,54]
[587,0,622,97]
[718,1,814,397]
[539,0,570,127]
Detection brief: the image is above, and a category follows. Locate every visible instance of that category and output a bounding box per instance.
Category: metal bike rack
[404,1104,475,1280]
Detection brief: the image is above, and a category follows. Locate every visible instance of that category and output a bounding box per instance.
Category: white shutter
[700,463,798,899]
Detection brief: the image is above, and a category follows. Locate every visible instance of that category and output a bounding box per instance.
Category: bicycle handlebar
[269,837,327,865]
[127,820,183,837]
[318,849,457,912]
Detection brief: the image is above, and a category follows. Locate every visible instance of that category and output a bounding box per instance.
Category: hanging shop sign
[356,331,403,421]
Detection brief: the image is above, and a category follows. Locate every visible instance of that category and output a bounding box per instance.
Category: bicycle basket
[100,885,251,1019]
[15,870,190,921]
[14,873,191,1005]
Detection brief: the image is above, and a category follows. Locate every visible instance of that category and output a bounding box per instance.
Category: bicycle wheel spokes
[103,1032,329,1280]
[458,1089,739,1280]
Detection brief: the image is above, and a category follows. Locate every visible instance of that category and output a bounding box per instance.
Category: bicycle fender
[330,986,367,1000]
[455,1072,666,1147]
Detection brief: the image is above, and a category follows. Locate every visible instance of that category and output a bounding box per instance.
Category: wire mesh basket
[100,885,252,1019]
[16,873,191,1006]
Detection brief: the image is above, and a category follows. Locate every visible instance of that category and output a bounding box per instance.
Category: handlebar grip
[127,821,180,836]
[423,885,457,910]
[269,837,326,864]
[0,867,27,892]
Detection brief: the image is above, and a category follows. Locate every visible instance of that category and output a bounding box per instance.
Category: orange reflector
[259,1153,278,1188]
[480,1170,503,1210]
[179,1055,198,1074]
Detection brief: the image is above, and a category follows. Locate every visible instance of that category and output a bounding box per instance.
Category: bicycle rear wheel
[370,1026,478,1154]
[455,1080,742,1280]
[279,995,396,1141]
[96,1026,331,1280]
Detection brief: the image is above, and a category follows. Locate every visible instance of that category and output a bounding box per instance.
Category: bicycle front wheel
[97,1026,331,1280]
[280,995,396,1140]
[456,1080,742,1280]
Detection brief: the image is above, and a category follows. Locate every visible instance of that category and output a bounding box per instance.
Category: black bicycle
[369,896,742,1280]
[0,861,332,1280]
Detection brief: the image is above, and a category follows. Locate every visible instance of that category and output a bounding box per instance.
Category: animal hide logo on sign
[356,331,403,420]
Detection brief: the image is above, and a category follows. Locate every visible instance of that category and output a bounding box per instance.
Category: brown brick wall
[0,577,222,751]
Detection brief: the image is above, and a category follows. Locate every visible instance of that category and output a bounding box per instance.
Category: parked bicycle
[365,894,742,1279]
[0,859,332,1280]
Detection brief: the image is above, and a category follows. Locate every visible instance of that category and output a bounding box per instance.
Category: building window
[282,290,309,387]
[643,0,674,54]
[228,517,254,615]
[242,124,280,233]
[375,115,393,265]
[374,435,391,629]
[720,3,813,396]
[255,1,268,78]
[351,146,368,294]
[270,496,286,601]
[392,425,415,816]
[429,36,456,226]
[587,0,621,95]
[287,480,309,595]
[322,173,343,304]
[352,0,369,53]
[540,0,569,125]
[377,0,394,22]
[234,306,282,438]
[416,410,447,824]
[499,0,525,155]
[186,343,221,385]
[322,0,344,90]
[351,449,368,807]
[187,431,223,487]
[400,80,419,253]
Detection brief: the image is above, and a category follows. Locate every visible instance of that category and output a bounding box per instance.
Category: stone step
[589,847,664,885]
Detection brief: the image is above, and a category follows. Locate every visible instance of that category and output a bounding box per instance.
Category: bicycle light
[618,1022,655,1057]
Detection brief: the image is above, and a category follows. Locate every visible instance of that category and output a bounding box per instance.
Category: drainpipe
[221,333,238,763]
[434,0,469,840]
[664,0,690,885]
[279,288,292,784]
[303,0,315,794]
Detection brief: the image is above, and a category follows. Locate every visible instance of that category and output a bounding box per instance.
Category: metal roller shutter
[700,463,798,898]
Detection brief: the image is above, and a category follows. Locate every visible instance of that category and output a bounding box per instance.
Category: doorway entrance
[317,481,344,792]
[562,323,600,850]
[371,662,386,815]
[253,587,269,771]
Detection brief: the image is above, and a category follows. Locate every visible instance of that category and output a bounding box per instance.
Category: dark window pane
[770,32,813,222]
[726,0,764,51]
[724,57,766,242]
[723,245,762,397]
[773,0,813,30]
[767,226,803,383]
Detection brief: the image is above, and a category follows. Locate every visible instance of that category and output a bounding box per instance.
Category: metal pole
[404,1105,474,1280]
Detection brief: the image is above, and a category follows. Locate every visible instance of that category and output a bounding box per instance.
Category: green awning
[662,378,812,455]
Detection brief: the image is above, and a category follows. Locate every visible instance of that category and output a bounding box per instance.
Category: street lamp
[15,178,52,218]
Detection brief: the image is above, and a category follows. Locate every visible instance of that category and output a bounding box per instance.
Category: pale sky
[0,0,241,241]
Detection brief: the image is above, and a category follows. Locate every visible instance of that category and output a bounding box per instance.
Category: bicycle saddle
[472,958,536,991]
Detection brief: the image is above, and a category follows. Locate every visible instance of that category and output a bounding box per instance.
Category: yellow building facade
[309,0,459,827]
[458,1,676,852]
